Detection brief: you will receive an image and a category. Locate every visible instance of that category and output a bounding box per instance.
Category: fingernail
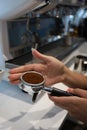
[67,88,74,93]
[31,48,35,51]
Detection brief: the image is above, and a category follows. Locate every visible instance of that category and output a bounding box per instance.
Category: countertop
[0,41,87,130]
[0,80,68,130]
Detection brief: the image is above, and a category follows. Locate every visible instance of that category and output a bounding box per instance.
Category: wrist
[62,66,71,85]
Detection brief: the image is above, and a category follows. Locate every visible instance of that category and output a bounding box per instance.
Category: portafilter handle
[43,87,77,97]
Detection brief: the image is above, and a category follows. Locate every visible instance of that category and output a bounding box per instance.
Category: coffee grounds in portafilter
[22,72,44,84]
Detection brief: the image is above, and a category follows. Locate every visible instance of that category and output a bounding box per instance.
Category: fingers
[49,95,77,110]
[9,49,49,74]
[32,48,50,63]
[68,88,87,98]
[9,62,46,75]
[9,64,35,74]
[49,95,87,123]
[8,73,22,84]
[49,95,73,105]
[10,80,20,85]
[8,73,21,80]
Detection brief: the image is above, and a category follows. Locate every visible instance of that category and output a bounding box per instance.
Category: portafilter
[20,71,77,102]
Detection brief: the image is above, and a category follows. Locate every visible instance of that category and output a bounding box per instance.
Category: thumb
[31,48,50,63]
[68,88,87,98]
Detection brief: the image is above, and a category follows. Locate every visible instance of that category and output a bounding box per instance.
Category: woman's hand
[49,88,87,123]
[8,49,65,86]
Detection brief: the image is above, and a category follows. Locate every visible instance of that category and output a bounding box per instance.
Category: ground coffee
[22,71,44,84]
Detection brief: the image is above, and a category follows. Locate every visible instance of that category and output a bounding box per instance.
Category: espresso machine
[0,0,62,61]
[0,0,82,61]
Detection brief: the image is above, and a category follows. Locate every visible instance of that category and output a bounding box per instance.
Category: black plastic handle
[50,87,75,97]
